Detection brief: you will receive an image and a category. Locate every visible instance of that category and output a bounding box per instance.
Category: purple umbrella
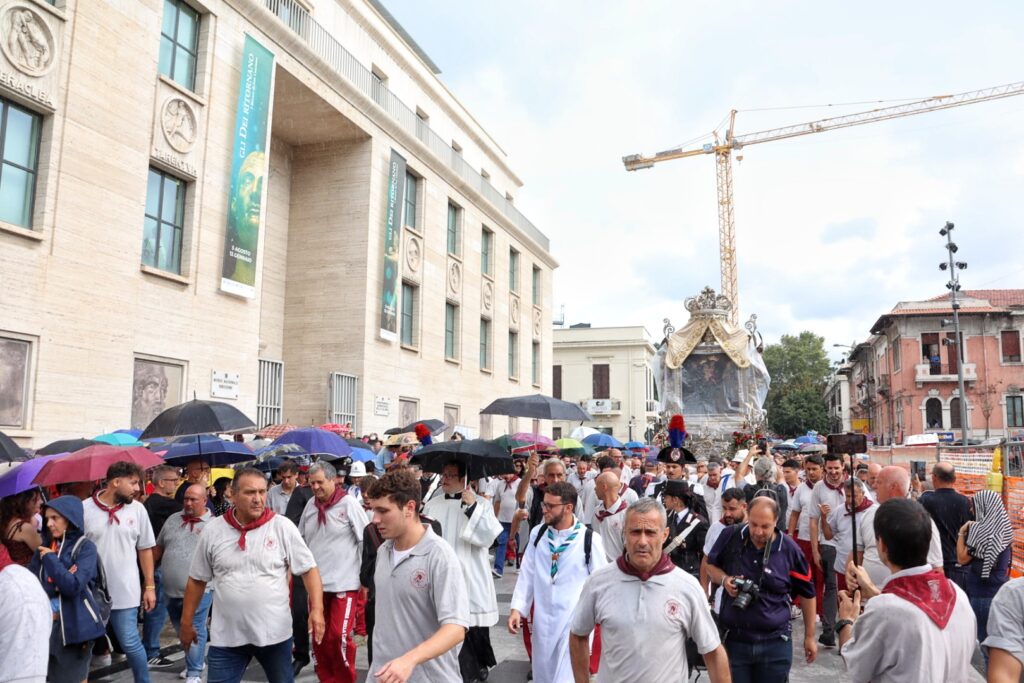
[0,454,65,497]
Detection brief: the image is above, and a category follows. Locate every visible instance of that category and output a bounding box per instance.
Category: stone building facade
[0,0,555,446]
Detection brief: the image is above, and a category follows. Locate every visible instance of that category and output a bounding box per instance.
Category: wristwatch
[835,618,854,633]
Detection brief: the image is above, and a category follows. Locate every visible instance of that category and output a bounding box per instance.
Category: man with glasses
[176,459,213,509]
[508,481,608,683]
[143,465,183,667]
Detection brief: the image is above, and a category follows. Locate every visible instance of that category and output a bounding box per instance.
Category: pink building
[847,290,1024,444]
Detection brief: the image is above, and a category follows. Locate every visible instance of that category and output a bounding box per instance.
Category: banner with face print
[379,149,407,341]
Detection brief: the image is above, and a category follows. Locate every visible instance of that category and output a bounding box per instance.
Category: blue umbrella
[255,456,286,473]
[270,427,352,458]
[0,454,65,497]
[582,433,623,449]
[793,433,822,445]
[114,429,144,439]
[161,434,254,466]
[624,440,648,450]
[349,447,375,463]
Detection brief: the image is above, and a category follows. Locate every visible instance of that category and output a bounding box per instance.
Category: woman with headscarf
[957,489,1013,647]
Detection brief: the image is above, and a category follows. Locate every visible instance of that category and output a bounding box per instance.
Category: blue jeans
[944,564,970,593]
[494,522,512,575]
[208,638,293,683]
[167,592,214,676]
[724,635,793,683]
[108,608,151,683]
[142,568,168,659]
[970,596,994,653]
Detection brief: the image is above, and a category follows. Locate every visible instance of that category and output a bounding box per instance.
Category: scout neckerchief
[547,520,581,581]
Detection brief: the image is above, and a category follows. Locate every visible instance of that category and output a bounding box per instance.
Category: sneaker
[148,655,176,667]
[90,653,112,670]
[180,665,205,679]
[186,678,202,683]
[492,568,502,579]
[818,632,836,648]
[790,604,801,620]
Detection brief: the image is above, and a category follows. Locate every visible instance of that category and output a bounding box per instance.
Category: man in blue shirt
[706,496,817,683]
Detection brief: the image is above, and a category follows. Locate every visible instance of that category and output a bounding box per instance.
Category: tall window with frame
[0,99,41,229]
[445,302,459,361]
[481,227,493,276]
[1007,395,1024,428]
[446,201,461,256]
[508,331,519,379]
[479,318,491,371]
[400,282,418,348]
[532,266,541,306]
[509,248,520,293]
[1001,330,1021,363]
[531,342,540,386]
[143,168,186,274]
[159,0,200,91]
[404,171,418,231]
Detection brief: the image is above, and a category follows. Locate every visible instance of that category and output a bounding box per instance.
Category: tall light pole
[939,222,970,446]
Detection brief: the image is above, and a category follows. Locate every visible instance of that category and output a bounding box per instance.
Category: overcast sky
[385,1,1024,360]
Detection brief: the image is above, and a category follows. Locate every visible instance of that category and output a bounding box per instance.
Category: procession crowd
[3,434,1024,683]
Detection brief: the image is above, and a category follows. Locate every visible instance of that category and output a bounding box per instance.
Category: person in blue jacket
[28,494,106,682]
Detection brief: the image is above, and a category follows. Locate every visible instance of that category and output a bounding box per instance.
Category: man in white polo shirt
[570,498,730,682]
[83,461,157,683]
[366,469,469,683]
[592,471,629,562]
[298,461,368,683]
[182,467,324,683]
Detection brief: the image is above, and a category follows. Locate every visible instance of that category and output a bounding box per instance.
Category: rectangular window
[256,359,284,428]
[445,302,459,360]
[481,228,493,276]
[532,342,540,386]
[400,282,418,347]
[403,172,418,230]
[447,201,461,256]
[1008,396,1024,428]
[1002,330,1021,363]
[892,337,901,371]
[508,331,519,379]
[142,167,186,274]
[532,266,541,306]
[0,336,31,428]
[479,318,491,370]
[509,248,520,293]
[592,364,610,399]
[0,98,41,229]
[159,0,200,90]
[552,365,562,399]
[399,397,418,426]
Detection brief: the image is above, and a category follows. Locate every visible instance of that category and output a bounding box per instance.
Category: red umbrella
[32,445,165,486]
[318,423,352,436]
[256,423,297,440]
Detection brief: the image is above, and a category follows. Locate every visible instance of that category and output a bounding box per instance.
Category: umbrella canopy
[623,441,649,451]
[480,394,593,422]
[114,429,143,439]
[0,454,64,497]
[411,439,514,480]
[256,423,297,441]
[253,442,307,460]
[798,443,827,454]
[345,437,369,449]
[793,433,822,445]
[0,430,29,463]
[510,432,555,448]
[348,447,375,463]
[582,433,622,449]
[569,426,600,440]
[271,427,352,458]
[492,434,532,454]
[554,438,584,450]
[139,399,255,440]
[33,445,165,486]
[773,442,799,451]
[384,418,446,437]
[161,434,254,466]
[318,423,352,436]
[254,456,286,473]
[210,467,235,483]
[93,432,144,447]
[36,438,100,456]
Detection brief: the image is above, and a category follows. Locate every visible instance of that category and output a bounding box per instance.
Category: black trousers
[458,626,496,683]
[291,576,309,662]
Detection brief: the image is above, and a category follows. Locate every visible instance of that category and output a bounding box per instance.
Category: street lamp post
[939,222,970,446]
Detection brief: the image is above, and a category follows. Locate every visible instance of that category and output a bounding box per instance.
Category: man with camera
[706,496,817,683]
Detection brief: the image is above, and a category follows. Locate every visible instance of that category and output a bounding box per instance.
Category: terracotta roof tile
[927,289,1024,307]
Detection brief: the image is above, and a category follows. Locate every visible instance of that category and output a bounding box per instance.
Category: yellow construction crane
[623,80,1024,324]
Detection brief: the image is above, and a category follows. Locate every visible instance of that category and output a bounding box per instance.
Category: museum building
[0,0,555,446]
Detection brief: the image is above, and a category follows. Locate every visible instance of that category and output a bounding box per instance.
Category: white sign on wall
[374,396,391,417]
[211,371,240,400]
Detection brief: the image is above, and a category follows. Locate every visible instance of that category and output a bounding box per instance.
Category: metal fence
[261,0,550,252]
[328,371,358,431]
[256,359,284,428]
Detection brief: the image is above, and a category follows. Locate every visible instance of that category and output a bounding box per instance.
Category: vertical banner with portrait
[131,358,184,431]
[220,34,276,299]
[0,338,30,428]
[378,149,407,341]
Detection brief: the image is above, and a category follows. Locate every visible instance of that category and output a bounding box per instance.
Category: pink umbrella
[510,432,555,447]
[33,445,165,486]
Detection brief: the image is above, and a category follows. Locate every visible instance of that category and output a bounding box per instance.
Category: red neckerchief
[618,482,629,497]
[595,498,628,522]
[846,498,873,516]
[641,474,653,488]
[0,544,13,573]
[788,484,798,496]
[314,486,346,526]
[92,493,124,525]
[616,552,674,581]
[180,514,205,531]
[824,477,845,492]
[804,480,815,490]
[224,508,275,550]
[882,568,956,628]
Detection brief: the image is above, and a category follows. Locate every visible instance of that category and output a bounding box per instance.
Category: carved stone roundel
[482,281,493,312]
[405,235,421,272]
[161,97,198,154]
[2,5,56,77]
[510,297,520,325]
[533,308,542,337]
[447,261,462,296]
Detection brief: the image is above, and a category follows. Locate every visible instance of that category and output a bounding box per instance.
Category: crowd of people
[1,434,1023,683]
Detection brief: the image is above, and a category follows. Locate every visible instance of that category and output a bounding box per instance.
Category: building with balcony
[824,364,852,434]
[551,325,658,442]
[845,290,1024,444]
[0,0,555,447]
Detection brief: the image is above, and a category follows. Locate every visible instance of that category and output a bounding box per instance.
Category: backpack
[71,536,112,625]
[532,523,594,573]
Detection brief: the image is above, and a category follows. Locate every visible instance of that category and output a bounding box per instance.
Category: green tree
[763,331,831,436]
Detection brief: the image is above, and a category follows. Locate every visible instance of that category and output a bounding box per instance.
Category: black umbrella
[384,419,446,436]
[140,399,256,440]
[411,439,514,480]
[0,430,29,463]
[480,394,593,422]
[35,438,99,456]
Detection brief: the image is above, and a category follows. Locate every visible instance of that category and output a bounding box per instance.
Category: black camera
[732,577,760,610]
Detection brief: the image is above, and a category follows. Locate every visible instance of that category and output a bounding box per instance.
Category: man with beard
[648,446,707,520]
[787,454,823,610]
[700,488,747,614]
[298,462,369,683]
[569,498,730,683]
[661,479,708,580]
[423,461,502,683]
[83,461,157,683]
[509,482,608,683]
[808,453,846,647]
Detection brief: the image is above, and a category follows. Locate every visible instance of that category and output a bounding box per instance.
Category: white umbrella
[569,426,600,440]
